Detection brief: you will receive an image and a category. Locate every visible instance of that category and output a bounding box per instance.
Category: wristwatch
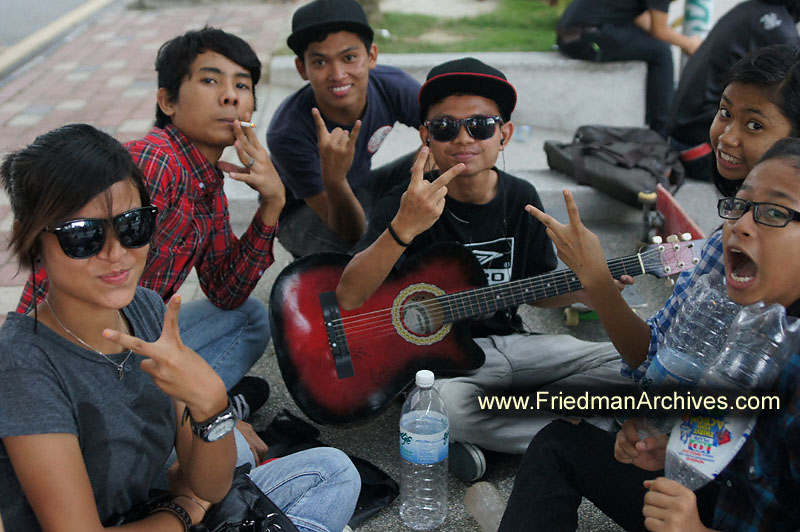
[189,401,237,442]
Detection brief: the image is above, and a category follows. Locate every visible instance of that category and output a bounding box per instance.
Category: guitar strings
[334,248,678,336]
[330,246,691,342]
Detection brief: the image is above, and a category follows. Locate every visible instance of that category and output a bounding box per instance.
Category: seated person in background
[499,137,800,532]
[17,28,285,424]
[336,57,636,482]
[556,0,702,136]
[0,124,360,532]
[267,0,421,257]
[665,0,800,181]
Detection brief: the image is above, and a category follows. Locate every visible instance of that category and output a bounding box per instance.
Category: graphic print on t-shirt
[367,125,393,154]
[465,237,515,285]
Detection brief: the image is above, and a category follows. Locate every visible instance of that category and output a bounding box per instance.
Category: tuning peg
[681,233,692,241]
[666,234,679,243]
[650,235,663,245]
[664,277,675,287]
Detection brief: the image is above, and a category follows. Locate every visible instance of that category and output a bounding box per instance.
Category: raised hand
[390,147,465,244]
[643,477,709,532]
[526,189,613,289]
[313,107,361,189]
[102,295,227,421]
[614,418,667,471]
[217,119,285,224]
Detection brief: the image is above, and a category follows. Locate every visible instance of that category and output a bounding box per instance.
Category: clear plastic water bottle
[399,370,449,530]
[639,271,740,436]
[465,481,505,532]
[665,302,800,490]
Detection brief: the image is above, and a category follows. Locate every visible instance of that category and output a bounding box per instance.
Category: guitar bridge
[319,291,354,379]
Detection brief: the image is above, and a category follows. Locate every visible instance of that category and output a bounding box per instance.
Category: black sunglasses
[424,115,503,142]
[718,197,800,228]
[45,205,158,259]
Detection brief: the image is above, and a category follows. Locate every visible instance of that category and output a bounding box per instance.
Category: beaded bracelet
[387,222,412,247]
[173,494,208,513]
[150,500,192,532]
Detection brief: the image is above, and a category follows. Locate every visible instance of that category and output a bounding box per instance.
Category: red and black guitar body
[269,243,487,426]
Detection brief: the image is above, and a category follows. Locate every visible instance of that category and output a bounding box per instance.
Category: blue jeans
[249,447,361,532]
[179,297,270,390]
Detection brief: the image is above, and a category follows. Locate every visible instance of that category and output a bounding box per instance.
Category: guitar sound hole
[402,302,435,335]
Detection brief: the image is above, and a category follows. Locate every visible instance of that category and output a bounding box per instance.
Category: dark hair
[712,44,800,196]
[294,29,373,62]
[0,124,150,269]
[757,136,800,168]
[154,27,262,128]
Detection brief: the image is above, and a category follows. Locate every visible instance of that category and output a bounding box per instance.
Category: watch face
[206,416,237,442]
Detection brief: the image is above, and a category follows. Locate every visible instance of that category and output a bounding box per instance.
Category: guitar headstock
[640,234,706,279]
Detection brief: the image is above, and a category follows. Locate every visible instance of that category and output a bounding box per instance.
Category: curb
[0,0,113,80]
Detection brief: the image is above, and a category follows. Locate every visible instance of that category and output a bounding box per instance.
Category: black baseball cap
[287,0,374,57]
[418,57,517,123]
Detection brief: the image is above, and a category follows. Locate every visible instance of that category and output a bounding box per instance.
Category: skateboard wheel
[564,307,580,327]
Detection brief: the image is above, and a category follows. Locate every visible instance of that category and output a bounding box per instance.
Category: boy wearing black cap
[336,58,633,481]
[267,0,421,257]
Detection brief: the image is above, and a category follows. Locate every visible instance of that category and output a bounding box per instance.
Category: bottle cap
[416,369,435,388]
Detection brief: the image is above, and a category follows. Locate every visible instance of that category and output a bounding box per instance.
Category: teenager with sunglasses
[266,0,421,257]
[335,58,637,482]
[500,138,800,532]
[16,28,283,433]
[0,124,360,532]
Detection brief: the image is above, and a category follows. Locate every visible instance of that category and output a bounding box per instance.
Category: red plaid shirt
[17,125,277,313]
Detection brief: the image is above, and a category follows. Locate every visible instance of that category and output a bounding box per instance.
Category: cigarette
[239,121,256,128]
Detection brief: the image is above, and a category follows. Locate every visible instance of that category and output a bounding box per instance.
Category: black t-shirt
[558,0,671,28]
[361,169,558,336]
[666,0,800,146]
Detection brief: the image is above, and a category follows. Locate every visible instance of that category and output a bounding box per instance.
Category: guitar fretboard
[442,254,646,322]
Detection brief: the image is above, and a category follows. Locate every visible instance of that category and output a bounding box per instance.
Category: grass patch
[375,0,560,53]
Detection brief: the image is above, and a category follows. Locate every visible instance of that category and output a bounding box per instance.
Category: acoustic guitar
[269,238,705,425]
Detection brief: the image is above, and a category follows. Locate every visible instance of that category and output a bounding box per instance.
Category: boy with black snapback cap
[335,57,636,481]
[267,0,421,257]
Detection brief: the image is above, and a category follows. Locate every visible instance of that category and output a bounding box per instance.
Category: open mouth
[726,247,757,284]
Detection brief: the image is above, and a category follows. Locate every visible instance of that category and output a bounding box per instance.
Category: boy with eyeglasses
[17,28,285,438]
[266,0,421,257]
[335,57,636,481]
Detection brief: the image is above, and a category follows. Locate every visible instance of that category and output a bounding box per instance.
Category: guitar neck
[444,253,647,323]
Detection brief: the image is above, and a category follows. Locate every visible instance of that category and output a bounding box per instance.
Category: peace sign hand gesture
[313,107,362,188]
[391,147,464,244]
[102,295,228,420]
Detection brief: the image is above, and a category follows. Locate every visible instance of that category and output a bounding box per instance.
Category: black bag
[544,125,685,206]
[191,465,299,532]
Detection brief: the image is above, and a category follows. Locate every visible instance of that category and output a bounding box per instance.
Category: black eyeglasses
[424,115,503,142]
[45,205,158,259]
[717,197,800,228]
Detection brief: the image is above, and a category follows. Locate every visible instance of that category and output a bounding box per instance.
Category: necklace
[44,299,133,380]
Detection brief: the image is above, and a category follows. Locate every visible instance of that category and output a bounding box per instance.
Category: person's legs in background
[594,24,675,136]
[179,296,270,390]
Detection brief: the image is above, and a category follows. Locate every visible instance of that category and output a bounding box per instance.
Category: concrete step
[268,51,647,132]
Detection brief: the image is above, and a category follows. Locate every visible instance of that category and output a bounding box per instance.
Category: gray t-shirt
[0,287,175,530]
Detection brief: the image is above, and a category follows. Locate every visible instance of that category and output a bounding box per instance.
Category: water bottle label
[641,352,697,393]
[400,412,449,465]
[667,411,757,480]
